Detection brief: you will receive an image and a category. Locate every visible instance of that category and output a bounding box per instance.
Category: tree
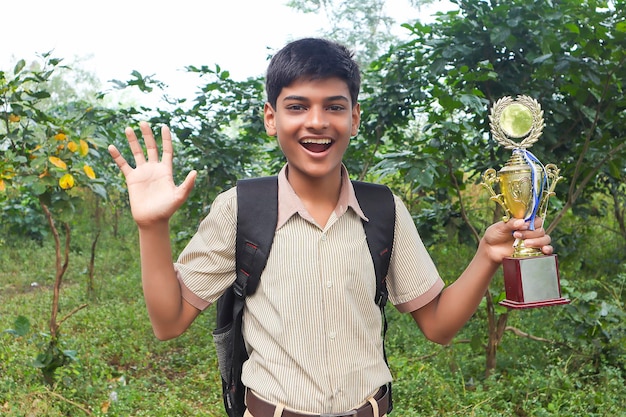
[366,0,626,375]
[0,53,136,383]
[287,0,438,67]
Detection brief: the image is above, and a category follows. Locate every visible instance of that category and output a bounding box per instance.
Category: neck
[286,165,343,227]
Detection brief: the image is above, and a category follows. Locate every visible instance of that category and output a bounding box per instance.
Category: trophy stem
[511,238,543,258]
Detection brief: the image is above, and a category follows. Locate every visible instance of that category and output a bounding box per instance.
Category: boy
[108,38,552,416]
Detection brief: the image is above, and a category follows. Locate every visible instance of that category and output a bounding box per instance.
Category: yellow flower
[83,164,96,179]
[59,173,75,189]
[48,156,67,170]
[53,133,67,141]
[67,141,78,152]
[8,114,20,123]
[79,139,89,156]
[0,179,5,192]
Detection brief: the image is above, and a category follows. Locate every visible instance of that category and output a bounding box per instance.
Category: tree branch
[57,304,89,328]
[44,387,93,416]
[446,160,481,243]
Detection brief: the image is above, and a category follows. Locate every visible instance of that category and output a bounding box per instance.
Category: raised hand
[108,122,197,227]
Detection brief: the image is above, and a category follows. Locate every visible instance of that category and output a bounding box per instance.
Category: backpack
[212,176,396,417]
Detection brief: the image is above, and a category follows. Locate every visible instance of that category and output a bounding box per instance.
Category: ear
[351,103,361,137]
[264,102,277,136]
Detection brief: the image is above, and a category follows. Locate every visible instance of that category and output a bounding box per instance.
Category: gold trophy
[482,95,570,309]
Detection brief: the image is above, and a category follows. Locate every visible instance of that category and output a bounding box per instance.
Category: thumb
[176,170,198,202]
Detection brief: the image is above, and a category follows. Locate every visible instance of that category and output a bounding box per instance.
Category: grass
[1,209,625,416]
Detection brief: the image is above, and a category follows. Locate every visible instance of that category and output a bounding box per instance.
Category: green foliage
[365,0,626,245]
[124,65,277,232]
[558,274,626,375]
[2,214,626,415]
[3,316,77,386]
[1,54,104,209]
[2,1,625,413]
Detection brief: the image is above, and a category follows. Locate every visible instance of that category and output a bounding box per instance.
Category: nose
[305,106,329,130]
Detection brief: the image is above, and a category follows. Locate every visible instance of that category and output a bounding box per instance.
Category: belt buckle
[321,411,357,417]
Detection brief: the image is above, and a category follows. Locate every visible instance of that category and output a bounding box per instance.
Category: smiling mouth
[300,138,332,153]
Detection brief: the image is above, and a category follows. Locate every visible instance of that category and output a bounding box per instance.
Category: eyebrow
[282,95,350,103]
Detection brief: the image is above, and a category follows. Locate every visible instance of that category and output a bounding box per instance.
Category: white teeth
[301,138,331,144]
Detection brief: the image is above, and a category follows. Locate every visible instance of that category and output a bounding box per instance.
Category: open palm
[108,122,197,227]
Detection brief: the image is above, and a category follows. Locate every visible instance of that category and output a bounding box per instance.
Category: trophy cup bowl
[482,96,570,309]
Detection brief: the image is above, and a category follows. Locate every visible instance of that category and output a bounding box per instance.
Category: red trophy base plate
[500,254,570,309]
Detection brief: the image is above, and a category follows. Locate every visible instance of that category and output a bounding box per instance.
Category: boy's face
[264,76,360,183]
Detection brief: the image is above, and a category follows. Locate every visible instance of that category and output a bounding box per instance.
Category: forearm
[138,221,195,339]
[413,239,500,344]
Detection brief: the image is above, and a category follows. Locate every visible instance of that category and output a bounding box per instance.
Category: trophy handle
[481,168,511,222]
[537,164,563,219]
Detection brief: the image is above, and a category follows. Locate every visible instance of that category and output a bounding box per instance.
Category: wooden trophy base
[500,254,570,309]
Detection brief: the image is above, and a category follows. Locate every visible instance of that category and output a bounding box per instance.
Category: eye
[327,104,346,112]
[286,104,307,111]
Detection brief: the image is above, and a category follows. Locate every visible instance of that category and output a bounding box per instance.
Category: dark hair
[265,38,361,109]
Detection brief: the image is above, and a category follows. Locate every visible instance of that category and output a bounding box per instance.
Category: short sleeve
[386,196,445,313]
[174,187,238,309]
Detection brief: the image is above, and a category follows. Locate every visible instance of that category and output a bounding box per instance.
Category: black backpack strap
[235,176,279,298]
[352,181,395,307]
[352,180,395,413]
[216,176,278,417]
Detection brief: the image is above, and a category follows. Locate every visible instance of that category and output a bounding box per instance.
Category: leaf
[470,333,483,352]
[101,401,111,413]
[565,23,580,34]
[48,156,67,170]
[13,59,25,75]
[13,316,30,336]
[63,350,78,361]
[59,173,75,189]
[26,90,51,99]
[67,142,78,152]
[4,316,30,337]
[78,139,89,156]
[532,53,553,64]
[90,183,108,200]
[83,165,96,179]
[490,27,511,44]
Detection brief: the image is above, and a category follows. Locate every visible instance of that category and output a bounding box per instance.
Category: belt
[246,386,388,417]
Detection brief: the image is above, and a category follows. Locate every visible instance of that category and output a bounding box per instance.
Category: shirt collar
[276,164,368,229]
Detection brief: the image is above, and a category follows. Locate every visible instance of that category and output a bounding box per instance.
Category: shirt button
[326,281,333,288]
[321,234,327,242]
[329,331,336,340]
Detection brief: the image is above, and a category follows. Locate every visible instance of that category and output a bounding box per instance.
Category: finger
[139,121,159,162]
[108,144,133,177]
[541,245,554,255]
[523,234,551,248]
[176,170,198,203]
[513,226,546,240]
[125,126,146,165]
[161,125,173,165]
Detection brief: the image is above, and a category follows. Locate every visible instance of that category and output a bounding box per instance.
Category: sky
[2,0,453,105]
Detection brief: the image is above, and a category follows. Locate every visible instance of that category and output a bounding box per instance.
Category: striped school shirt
[175,164,444,413]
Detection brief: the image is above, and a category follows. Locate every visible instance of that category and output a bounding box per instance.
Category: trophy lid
[490,95,545,150]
